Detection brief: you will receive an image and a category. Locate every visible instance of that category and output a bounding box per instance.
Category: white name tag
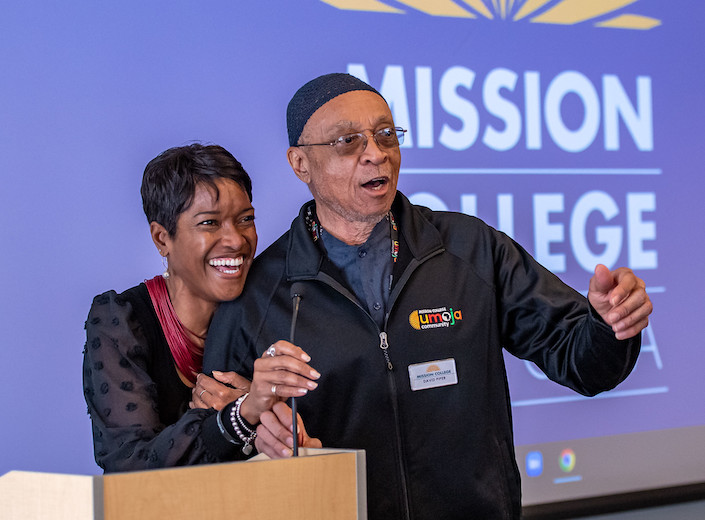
[408,358,458,391]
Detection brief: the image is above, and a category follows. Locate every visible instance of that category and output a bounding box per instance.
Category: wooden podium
[0,448,366,520]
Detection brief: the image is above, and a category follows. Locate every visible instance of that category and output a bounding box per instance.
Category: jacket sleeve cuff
[587,301,614,333]
[201,405,247,460]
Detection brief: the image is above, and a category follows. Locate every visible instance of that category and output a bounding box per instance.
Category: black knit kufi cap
[286,73,383,146]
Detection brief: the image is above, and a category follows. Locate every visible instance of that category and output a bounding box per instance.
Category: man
[204,73,652,519]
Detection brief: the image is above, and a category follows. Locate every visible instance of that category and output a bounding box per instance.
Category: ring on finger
[271,384,277,395]
[199,389,207,398]
[266,345,276,357]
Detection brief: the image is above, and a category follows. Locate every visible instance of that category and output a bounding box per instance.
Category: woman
[82,143,317,472]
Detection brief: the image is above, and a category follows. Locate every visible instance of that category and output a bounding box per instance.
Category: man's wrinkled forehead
[286,72,385,146]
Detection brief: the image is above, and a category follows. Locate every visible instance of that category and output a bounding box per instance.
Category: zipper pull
[379,331,393,371]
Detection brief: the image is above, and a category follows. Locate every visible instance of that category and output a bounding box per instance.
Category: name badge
[408,358,458,391]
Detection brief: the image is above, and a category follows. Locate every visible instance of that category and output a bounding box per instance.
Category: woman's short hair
[141,143,252,236]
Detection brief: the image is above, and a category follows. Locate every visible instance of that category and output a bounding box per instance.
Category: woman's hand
[190,371,250,411]
[255,401,322,458]
[240,340,320,425]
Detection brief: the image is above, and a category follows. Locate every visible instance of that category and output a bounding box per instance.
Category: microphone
[289,282,306,456]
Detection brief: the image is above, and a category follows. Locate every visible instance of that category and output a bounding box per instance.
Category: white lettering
[571,191,623,270]
[534,193,566,272]
[627,193,657,269]
[439,66,479,151]
[638,322,662,369]
[408,192,448,210]
[348,64,654,152]
[482,68,521,151]
[347,63,413,147]
[603,75,653,151]
[460,194,477,216]
[525,71,542,150]
[544,71,601,153]
[497,194,515,238]
[409,191,658,273]
[416,66,434,148]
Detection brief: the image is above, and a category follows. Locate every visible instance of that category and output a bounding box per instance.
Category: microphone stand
[289,290,303,456]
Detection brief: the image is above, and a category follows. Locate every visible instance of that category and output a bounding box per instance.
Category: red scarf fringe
[144,275,203,385]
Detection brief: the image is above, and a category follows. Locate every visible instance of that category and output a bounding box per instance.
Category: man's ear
[287,146,311,184]
[150,221,170,256]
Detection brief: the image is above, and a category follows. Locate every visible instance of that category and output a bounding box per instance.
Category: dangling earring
[160,251,170,279]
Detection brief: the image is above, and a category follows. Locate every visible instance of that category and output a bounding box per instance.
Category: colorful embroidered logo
[319,0,661,30]
[409,306,463,330]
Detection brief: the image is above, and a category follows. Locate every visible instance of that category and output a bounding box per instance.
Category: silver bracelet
[229,393,256,455]
[216,406,242,446]
[235,393,256,435]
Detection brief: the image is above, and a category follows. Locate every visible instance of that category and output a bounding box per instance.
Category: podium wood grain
[103,452,361,519]
[1,450,366,520]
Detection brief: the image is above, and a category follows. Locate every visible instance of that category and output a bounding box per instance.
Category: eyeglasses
[294,127,407,156]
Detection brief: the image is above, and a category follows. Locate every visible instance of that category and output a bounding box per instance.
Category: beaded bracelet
[230,393,257,455]
[235,396,256,436]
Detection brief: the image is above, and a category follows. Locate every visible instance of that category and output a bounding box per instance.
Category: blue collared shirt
[320,216,392,329]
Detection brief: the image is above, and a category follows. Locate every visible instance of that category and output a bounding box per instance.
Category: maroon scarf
[144,275,203,385]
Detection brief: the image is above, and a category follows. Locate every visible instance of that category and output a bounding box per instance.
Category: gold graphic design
[320,0,661,30]
[409,310,421,330]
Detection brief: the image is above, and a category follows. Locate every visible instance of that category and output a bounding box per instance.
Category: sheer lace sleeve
[82,289,237,472]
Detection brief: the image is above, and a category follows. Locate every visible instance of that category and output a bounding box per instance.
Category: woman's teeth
[209,257,243,274]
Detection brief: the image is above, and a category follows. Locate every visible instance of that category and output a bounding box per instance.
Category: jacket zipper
[378,250,444,520]
[379,330,412,520]
[379,331,393,370]
[379,251,445,520]
[314,254,444,520]
[313,274,413,519]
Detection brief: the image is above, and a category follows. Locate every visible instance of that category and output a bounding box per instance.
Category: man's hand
[239,340,320,426]
[255,401,322,458]
[587,264,652,340]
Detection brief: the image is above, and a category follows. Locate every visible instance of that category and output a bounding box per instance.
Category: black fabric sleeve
[82,290,244,472]
[491,232,641,396]
[203,297,257,378]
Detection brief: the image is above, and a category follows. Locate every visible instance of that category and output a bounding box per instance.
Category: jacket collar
[286,191,444,280]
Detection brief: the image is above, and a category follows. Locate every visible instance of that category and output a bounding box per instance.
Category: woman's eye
[199,219,217,226]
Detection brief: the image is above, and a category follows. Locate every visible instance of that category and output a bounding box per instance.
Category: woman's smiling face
[161,178,257,305]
